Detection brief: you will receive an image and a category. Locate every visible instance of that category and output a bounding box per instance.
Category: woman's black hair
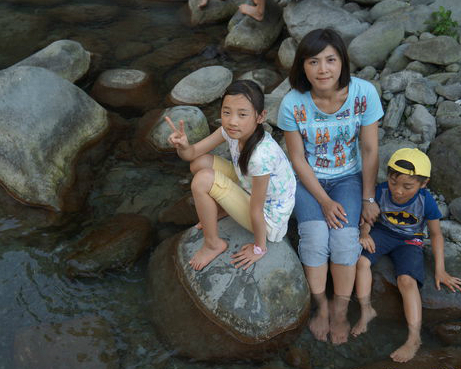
[222,80,265,176]
[289,28,351,93]
[387,160,428,183]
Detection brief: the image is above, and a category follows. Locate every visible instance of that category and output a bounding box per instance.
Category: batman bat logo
[384,211,419,225]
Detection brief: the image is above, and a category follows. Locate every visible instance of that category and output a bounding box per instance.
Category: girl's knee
[190,155,213,174]
[191,168,215,193]
[397,274,417,289]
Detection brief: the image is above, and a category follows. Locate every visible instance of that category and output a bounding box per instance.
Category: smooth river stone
[169,66,233,105]
[0,66,108,211]
[148,217,310,360]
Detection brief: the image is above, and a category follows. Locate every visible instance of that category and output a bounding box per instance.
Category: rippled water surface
[0,1,447,368]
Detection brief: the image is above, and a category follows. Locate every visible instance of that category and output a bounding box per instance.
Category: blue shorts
[362,225,425,287]
[294,172,362,267]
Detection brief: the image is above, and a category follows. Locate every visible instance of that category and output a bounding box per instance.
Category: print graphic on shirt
[301,128,308,143]
[345,122,360,147]
[314,127,331,168]
[385,211,419,226]
[354,96,367,115]
[293,104,307,124]
[300,104,307,122]
[335,109,350,120]
[293,105,300,124]
[314,111,328,122]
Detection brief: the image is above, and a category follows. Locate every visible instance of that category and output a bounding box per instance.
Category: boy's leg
[351,256,376,336]
[239,0,266,21]
[190,168,228,271]
[391,274,422,362]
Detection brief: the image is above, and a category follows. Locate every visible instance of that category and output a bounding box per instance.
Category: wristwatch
[362,197,375,203]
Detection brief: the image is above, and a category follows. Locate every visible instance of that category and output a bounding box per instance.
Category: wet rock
[48,4,120,24]
[237,68,281,93]
[189,0,243,26]
[158,194,198,225]
[0,66,108,211]
[404,36,461,66]
[428,125,461,201]
[91,69,158,114]
[436,100,461,130]
[370,0,410,21]
[283,0,369,45]
[278,37,297,70]
[5,0,63,4]
[65,213,152,278]
[381,70,422,93]
[448,197,461,223]
[144,106,209,153]
[281,346,311,369]
[225,0,284,54]
[434,321,461,346]
[348,21,404,69]
[382,93,406,129]
[170,66,232,105]
[148,217,309,360]
[406,104,436,143]
[354,347,461,369]
[114,41,152,62]
[14,315,119,369]
[405,78,437,105]
[435,83,461,101]
[11,40,90,83]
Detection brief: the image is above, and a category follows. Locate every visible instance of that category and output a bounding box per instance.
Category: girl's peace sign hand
[166,116,189,150]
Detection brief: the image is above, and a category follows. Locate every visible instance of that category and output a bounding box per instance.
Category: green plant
[426,6,459,39]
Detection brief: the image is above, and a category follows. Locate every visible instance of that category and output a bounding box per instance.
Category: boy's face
[387,173,429,204]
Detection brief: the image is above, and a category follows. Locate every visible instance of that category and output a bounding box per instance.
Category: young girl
[277,29,384,345]
[167,80,296,271]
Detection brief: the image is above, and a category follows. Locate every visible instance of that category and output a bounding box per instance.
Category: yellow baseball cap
[388,148,431,177]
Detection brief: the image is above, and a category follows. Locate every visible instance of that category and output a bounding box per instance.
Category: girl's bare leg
[390,275,422,362]
[190,168,228,271]
[329,263,355,345]
[239,0,265,21]
[304,264,330,342]
[351,256,377,336]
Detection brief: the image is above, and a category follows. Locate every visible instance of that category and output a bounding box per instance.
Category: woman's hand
[165,116,189,151]
[230,243,266,270]
[320,198,348,229]
[359,234,375,253]
[361,202,380,225]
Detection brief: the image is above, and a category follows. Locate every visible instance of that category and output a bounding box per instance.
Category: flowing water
[0,1,448,368]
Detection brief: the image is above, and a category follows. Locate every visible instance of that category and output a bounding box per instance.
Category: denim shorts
[362,225,425,287]
[294,172,362,267]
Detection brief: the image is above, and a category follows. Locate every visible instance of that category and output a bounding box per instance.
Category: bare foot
[351,306,377,337]
[330,317,350,345]
[390,337,421,363]
[195,209,228,230]
[309,312,329,342]
[198,0,208,9]
[239,4,264,21]
[189,238,227,271]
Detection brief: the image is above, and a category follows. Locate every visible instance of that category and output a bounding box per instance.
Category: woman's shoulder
[281,88,307,103]
[350,76,378,94]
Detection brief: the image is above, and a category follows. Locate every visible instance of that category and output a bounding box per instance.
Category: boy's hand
[435,270,461,292]
[359,234,375,253]
[230,243,266,270]
[165,116,189,150]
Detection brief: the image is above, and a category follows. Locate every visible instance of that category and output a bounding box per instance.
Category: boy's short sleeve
[375,182,385,202]
[277,92,299,132]
[424,190,442,220]
[360,80,384,127]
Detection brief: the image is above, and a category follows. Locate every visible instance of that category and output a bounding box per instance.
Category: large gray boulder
[0,66,108,211]
[283,0,369,45]
[225,0,284,54]
[348,21,404,68]
[12,40,90,83]
[428,125,461,202]
[148,217,309,360]
[169,66,233,105]
[375,4,433,34]
[404,36,461,66]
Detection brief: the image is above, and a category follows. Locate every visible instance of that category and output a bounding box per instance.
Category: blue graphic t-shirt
[375,182,442,237]
[277,77,384,179]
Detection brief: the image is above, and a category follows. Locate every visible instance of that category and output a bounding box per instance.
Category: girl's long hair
[222,80,265,175]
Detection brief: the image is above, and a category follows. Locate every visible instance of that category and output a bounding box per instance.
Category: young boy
[351,148,461,363]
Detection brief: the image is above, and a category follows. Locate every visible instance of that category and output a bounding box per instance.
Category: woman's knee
[191,168,215,193]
